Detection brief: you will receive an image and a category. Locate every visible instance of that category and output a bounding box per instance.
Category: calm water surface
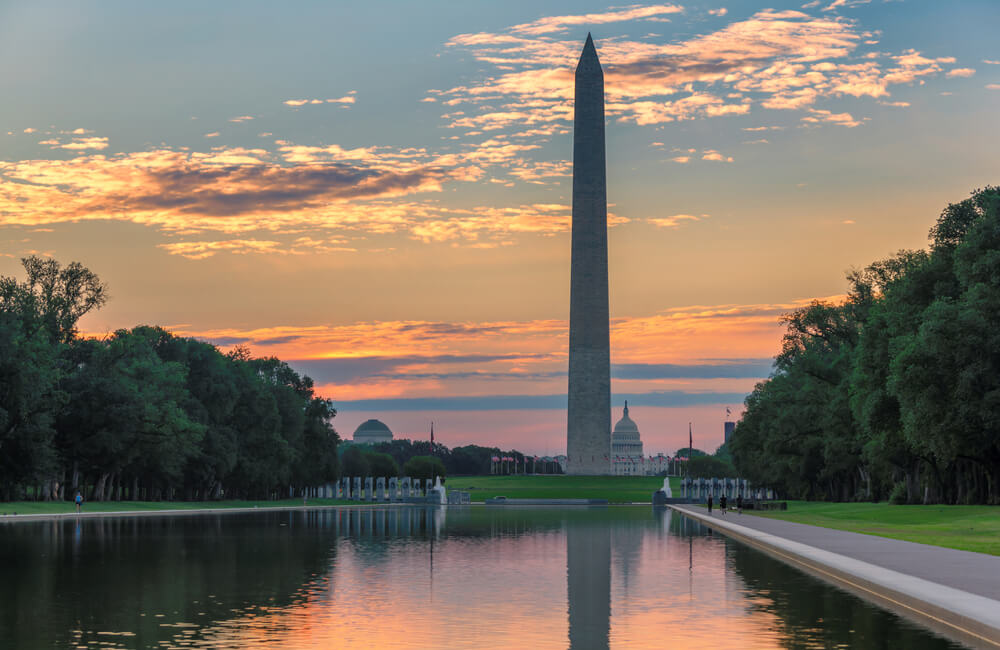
[0,507,967,649]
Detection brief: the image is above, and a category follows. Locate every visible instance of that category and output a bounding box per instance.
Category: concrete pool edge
[670,504,1000,649]
[0,501,656,522]
[0,502,427,522]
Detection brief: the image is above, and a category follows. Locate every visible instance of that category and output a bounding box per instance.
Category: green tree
[140,328,241,499]
[298,397,340,487]
[403,455,446,482]
[340,445,370,477]
[0,311,62,499]
[59,330,203,500]
[225,354,286,498]
[448,445,499,475]
[686,455,737,479]
[736,187,1000,505]
[0,256,107,499]
[713,442,733,464]
[364,451,400,478]
[888,187,1000,503]
[18,255,107,343]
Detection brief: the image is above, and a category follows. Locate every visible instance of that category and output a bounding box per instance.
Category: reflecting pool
[0,507,967,649]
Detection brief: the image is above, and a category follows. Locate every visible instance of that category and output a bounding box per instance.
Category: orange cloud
[123,296,839,405]
[157,237,358,259]
[0,148,469,235]
[158,239,285,259]
[0,145,605,246]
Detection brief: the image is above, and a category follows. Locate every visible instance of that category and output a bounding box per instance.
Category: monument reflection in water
[0,507,965,649]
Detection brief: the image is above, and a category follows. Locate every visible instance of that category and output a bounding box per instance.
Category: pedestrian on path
[737,494,743,514]
[707,495,713,513]
[75,491,83,514]
[719,494,727,515]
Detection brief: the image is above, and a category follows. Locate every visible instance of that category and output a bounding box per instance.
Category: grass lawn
[445,475,679,504]
[746,501,1000,556]
[0,498,354,516]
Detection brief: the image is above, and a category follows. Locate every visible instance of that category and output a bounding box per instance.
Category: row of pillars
[311,476,439,502]
[679,477,773,501]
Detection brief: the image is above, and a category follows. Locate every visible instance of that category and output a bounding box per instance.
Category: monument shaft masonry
[567,34,611,475]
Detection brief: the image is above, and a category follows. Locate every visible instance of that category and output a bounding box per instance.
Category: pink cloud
[39,136,109,150]
[507,4,684,36]
[945,68,975,78]
[801,108,865,127]
[648,214,706,228]
[700,149,733,162]
[442,8,957,133]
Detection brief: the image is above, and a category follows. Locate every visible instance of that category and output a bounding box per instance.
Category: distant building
[353,419,393,445]
[724,421,736,444]
[647,453,670,475]
[612,402,645,475]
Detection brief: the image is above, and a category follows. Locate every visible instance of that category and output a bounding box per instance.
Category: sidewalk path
[671,504,1000,647]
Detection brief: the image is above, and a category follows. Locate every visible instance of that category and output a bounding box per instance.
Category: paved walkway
[672,504,1000,647]
[676,505,1000,600]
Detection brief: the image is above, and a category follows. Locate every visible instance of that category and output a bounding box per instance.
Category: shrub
[889,481,908,505]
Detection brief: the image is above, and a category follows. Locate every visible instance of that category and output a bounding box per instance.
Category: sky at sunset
[2,1,998,455]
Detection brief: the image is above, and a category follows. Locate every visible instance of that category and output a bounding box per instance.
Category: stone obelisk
[567,33,610,475]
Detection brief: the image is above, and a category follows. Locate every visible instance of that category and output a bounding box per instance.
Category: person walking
[74,491,83,514]
[737,494,744,514]
[719,494,727,515]
[707,494,713,513]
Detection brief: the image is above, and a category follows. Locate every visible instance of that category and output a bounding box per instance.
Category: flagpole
[687,422,692,483]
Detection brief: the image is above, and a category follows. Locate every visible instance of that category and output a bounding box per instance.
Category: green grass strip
[745,501,1000,556]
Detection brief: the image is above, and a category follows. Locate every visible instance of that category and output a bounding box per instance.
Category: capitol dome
[611,402,644,474]
[613,402,639,437]
[353,419,393,445]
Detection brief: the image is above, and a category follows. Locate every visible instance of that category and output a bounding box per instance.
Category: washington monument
[567,34,611,475]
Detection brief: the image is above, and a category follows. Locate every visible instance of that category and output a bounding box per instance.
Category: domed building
[611,402,644,475]
[352,419,394,445]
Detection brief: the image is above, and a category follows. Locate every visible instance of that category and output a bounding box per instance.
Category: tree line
[0,257,339,501]
[731,187,1000,504]
[339,439,552,480]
